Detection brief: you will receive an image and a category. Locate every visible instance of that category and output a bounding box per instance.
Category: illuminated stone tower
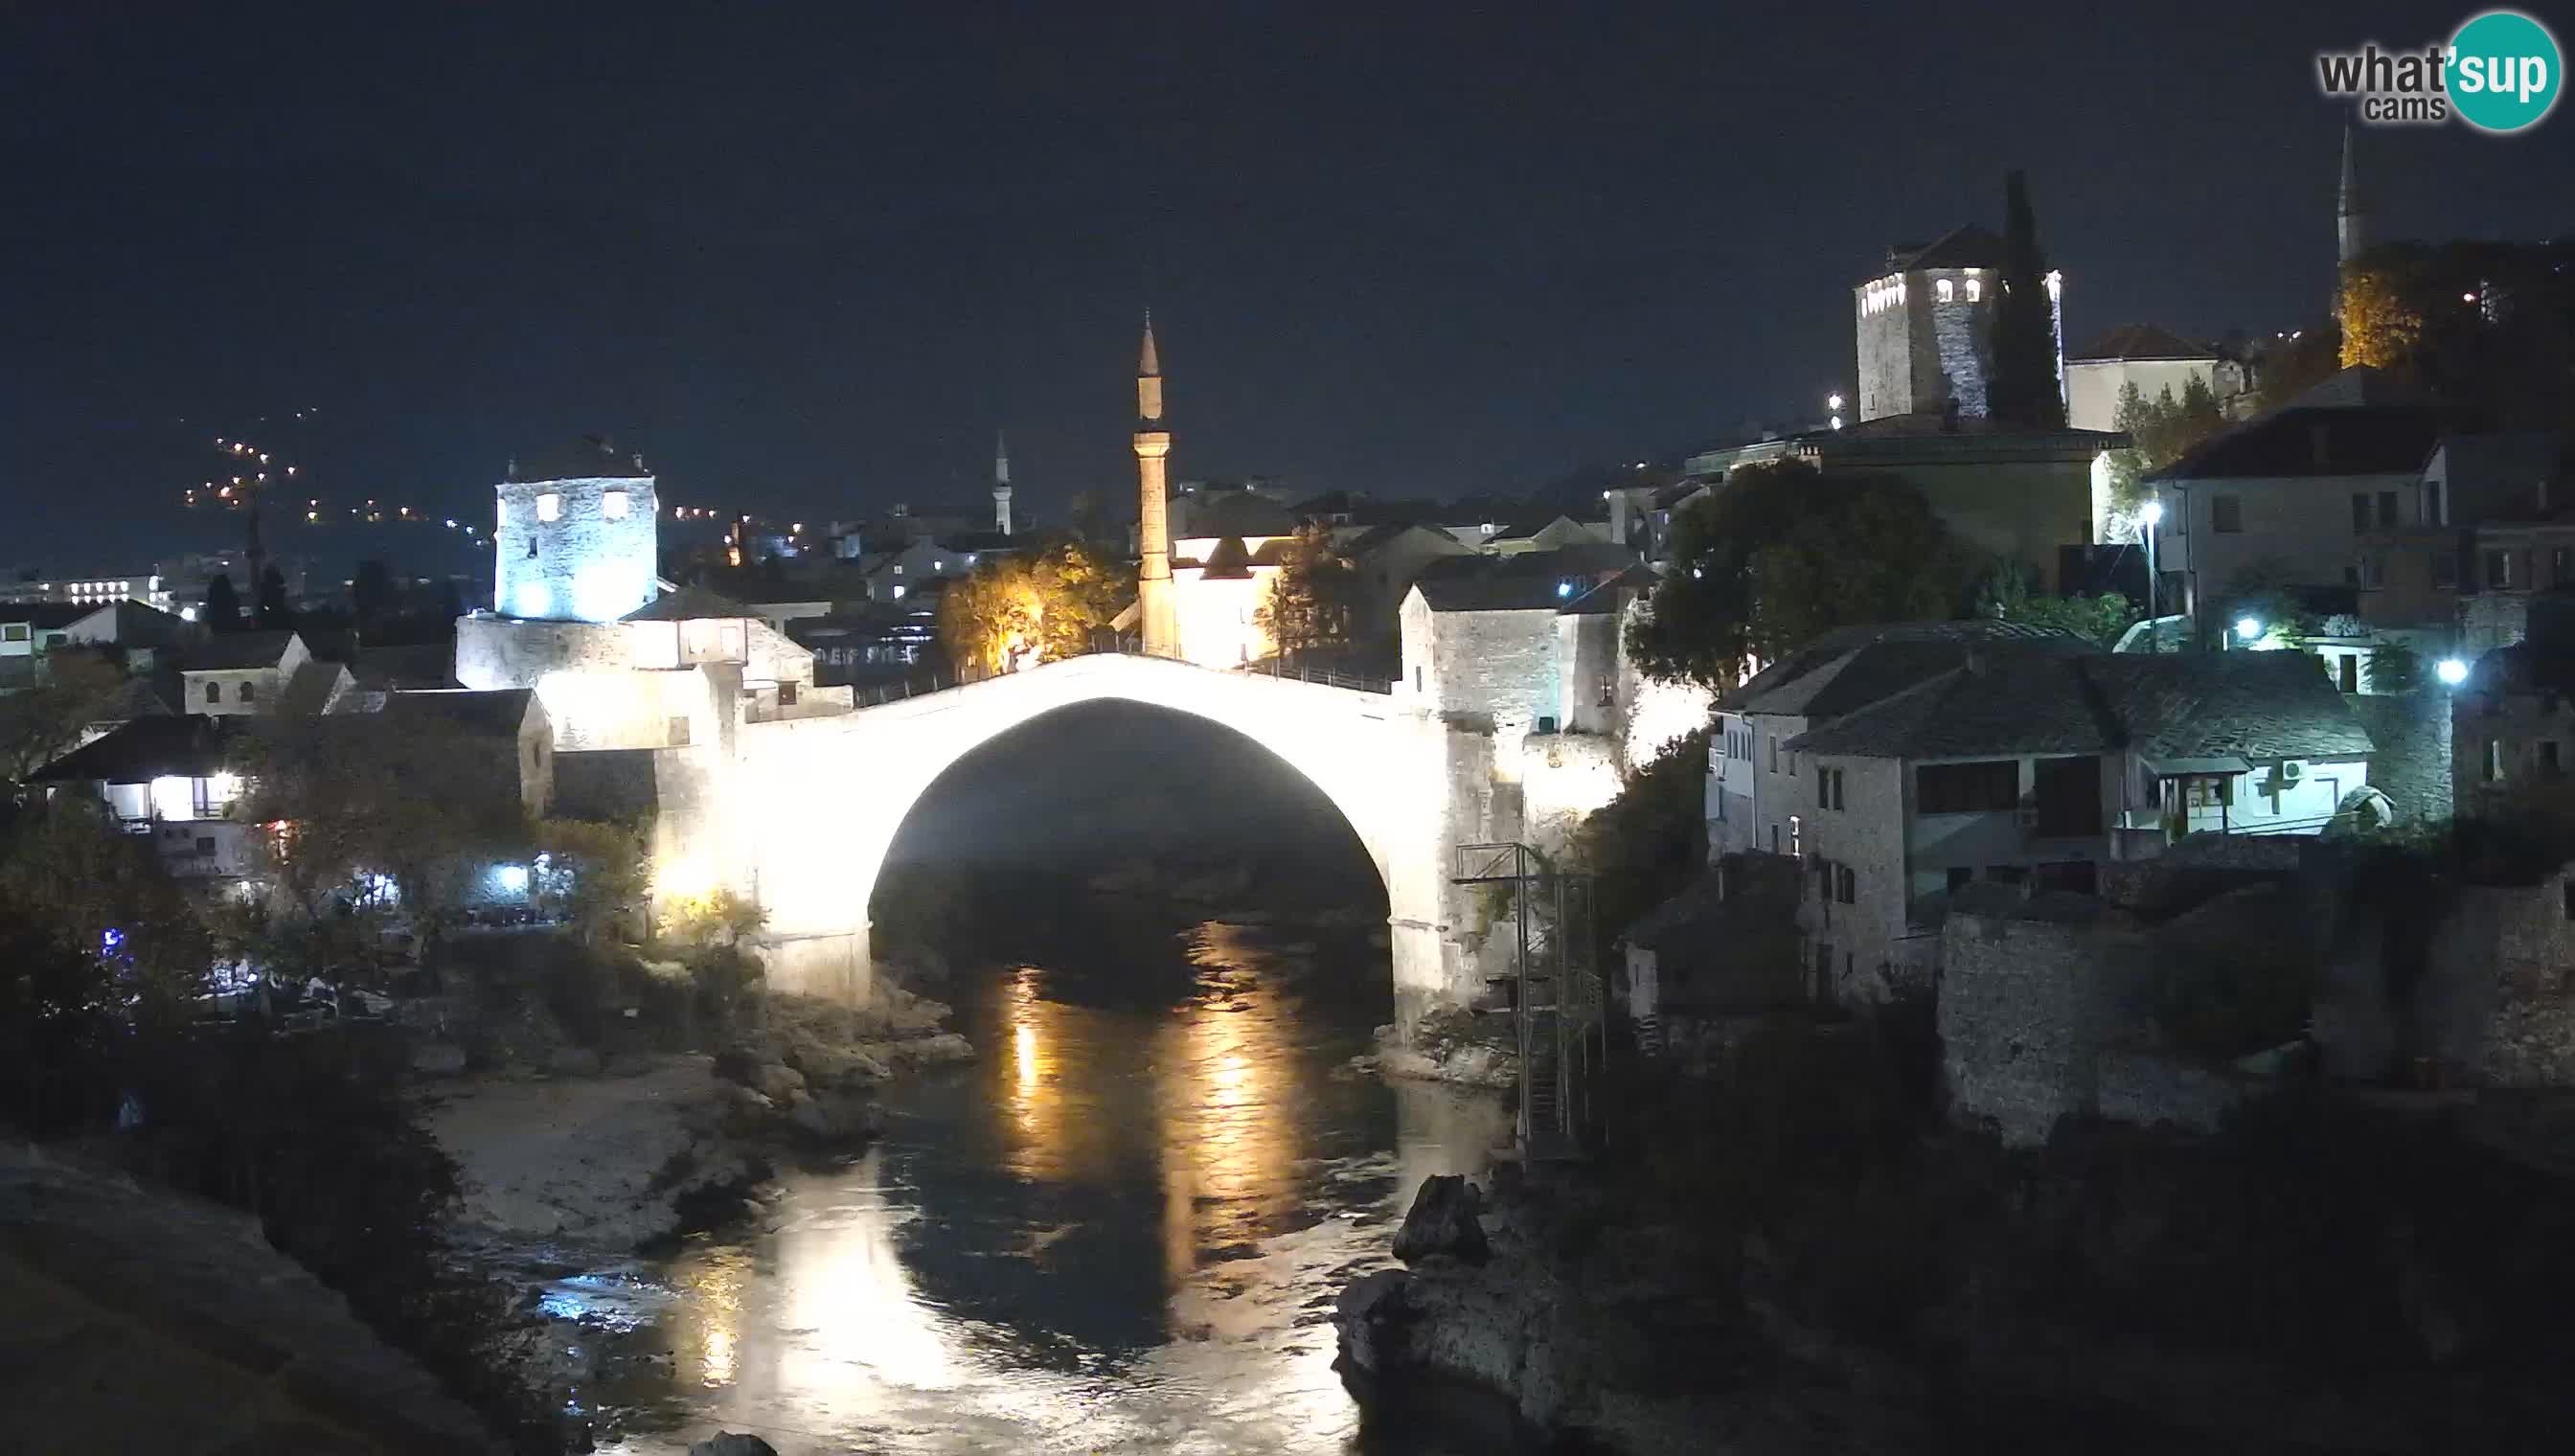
[2337,125,2369,266]
[992,430,1014,536]
[1133,313,1178,658]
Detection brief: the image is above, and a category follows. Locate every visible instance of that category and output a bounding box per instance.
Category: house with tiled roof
[2062,324,2241,434]
[1773,647,2372,1003]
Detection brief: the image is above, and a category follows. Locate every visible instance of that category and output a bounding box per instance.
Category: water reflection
[605,920,1510,1454]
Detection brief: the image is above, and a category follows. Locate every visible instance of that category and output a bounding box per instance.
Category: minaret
[991,430,1014,536]
[1133,312,1179,658]
[2337,125,2369,266]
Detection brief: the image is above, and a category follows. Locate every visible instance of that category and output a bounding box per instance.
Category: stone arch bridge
[668,653,1505,1021]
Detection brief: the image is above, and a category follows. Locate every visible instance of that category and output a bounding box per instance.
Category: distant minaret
[991,430,1014,536]
[2337,125,2369,266]
[1133,312,1178,658]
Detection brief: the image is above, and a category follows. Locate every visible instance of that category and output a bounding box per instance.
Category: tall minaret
[1133,312,1178,658]
[2337,125,2369,266]
[991,430,1014,536]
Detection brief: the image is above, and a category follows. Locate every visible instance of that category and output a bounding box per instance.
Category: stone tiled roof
[2145,403,2458,482]
[622,585,751,622]
[1787,649,2374,762]
[177,629,299,672]
[1882,225,2007,273]
[0,602,93,629]
[507,436,649,482]
[2068,324,2219,363]
[377,687,537,738]
[1724,620,2092,712]
[34,714,239,784]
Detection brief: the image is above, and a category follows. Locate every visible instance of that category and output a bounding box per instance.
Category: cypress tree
[1989,171,2065,429]
[256,564,291,629]
[199,572,241,632]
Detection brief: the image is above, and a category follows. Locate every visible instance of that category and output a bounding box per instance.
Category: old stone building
[493,437,660,624]
[1852,225,2060,424]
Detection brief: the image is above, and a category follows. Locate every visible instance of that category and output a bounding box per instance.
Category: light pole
[2140,498,2164,650]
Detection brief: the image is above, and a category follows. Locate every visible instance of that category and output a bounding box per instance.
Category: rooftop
[376,688,539,738]
[1879,224,2008,276]
[1726,619,2092,711]
[2068,324,2220,363]
[506,436,649,483]
[178,629,300,672]
[34,715,240,785]
[2145,400,2460,482]
[621,585,752,623]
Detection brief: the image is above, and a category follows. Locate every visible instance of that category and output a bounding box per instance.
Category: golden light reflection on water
[1153,923,1309,1275]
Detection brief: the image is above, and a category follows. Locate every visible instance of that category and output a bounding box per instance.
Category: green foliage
[2365,640,2422,694]
[200,572,242,632]
[1628,460,1968,689]
[256,563,291,629]
[1567,729,1710,962]
[1977,567,2138,648]
[1988,171,2065,429]
[937,535,1128,675]
[0,648,129,791]
[2336,239,2575,428]
[658,886,768,948]
[1254,520,1360,662]
[2106,375,2227,524]
[534,817,648,945]
[2250,321,2344,415]
[0,795,209,1017]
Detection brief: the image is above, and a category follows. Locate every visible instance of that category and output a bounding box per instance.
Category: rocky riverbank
[1352,1009,1518,1089]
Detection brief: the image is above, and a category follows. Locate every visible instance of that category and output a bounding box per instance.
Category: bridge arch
[698,655,1491,1020]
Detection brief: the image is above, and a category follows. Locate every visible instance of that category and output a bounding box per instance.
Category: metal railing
[1241,657,1396,694]
[1454,841,1602,1159]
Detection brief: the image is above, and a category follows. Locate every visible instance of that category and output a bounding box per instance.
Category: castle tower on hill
[493,436,659,623]
[1133,314,1178,658]
[992,430,1014,536]
[1852,225,2063,424]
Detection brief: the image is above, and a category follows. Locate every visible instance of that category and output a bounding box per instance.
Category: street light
[2236,616,2263,643]
[2436,657,2470,686]
[2139,500,2164,648]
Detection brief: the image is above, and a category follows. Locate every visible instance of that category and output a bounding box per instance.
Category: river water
[583,913,1510,1455]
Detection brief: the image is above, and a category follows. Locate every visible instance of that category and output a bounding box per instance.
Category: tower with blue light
[493,438,661,623]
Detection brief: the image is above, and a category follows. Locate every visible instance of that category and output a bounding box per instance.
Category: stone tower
[2337,125,2369,266]
[1133,313,1178,657]
[992,430,1014,536]
[493,437,659,623]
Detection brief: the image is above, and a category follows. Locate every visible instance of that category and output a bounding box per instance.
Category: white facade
[2064,356,2220,434]
[2150,468,2423,615]
[181,633,310,716]
[495,473,660,623]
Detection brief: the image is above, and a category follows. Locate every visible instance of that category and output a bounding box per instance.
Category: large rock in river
[1392,1173,1490,1265]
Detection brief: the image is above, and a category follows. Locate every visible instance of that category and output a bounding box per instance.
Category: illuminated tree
[2103,376,2227,525]
[2338,262,2424,370]
[1255,522,1359,664]
[935,535,1127,675]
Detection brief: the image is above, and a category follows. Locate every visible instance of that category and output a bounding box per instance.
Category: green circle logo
[2450,10,2562,132]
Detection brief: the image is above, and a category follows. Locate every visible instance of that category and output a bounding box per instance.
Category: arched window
[239,681,256,705]
[1966,278,1983,303]
[1936,278,1954,303]
[205,680,221,704]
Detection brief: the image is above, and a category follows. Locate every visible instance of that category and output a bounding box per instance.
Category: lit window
[603,489,629,520]
[1966,278,1982,303]
[1936,279,1954,303]
[536,492,562,522]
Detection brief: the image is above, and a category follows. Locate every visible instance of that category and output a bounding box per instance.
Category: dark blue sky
[4,2,2568,566]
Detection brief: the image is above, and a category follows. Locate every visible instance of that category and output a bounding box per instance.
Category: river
[577,911,1510,1455]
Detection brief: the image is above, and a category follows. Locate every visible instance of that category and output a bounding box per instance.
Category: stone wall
[1520,731,1621,859]
[1938,900,2152,1148]
[2419,872,2575,1086]
[1424,606,1561,743]
[1929,289,1993,418]
[2349,688,2453,827]
[494,473,658,623]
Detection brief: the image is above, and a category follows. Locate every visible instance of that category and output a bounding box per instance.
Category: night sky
[5,2,2569,566]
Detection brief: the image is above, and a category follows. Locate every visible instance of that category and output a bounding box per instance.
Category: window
[1413,667,1424,693]
[2426,480,2444,524]
[2484,739,2503,784]
[2340,654,2359,694]
[1915,760,2018,814]
[603,489,629,520]
[205,681,222,704]
[778,681,798,708]
[2352,493,2372,531]
[194,836,216,855]
[1947,866,1974,893]
[2185,775,2234,808]
[1,624,24,643]
[1965,278,1982,303]
[536,492,562,521]
[1835,864,1856,904]
[238,680,255,704]
[669,716,692,748]
[2554,547,2572,585]
[1767,737,1778,773]
[1816,766,1844,809]
[2486,549,2514,590]
[2378,490,2400,527]
[1936,278,1954,303]
[2210,494,2243,533]
[1789,814,1802,859]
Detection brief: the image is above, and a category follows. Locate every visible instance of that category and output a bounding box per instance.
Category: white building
[2062,324,2233,433]
[1776,648,2374,1004]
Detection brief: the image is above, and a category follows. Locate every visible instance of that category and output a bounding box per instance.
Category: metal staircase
[1454,843,1602,1161]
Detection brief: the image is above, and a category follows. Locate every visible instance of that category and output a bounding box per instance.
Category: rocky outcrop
[1390,1173,1489,1265]
[688,1434,780,1456]
[1360,1014,1517,1089]
[0,1146,508,1453]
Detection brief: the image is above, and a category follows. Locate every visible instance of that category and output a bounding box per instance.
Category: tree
[0,795,209,1026]
[658,887,766,948]
[935,535,1127,675]
[2250,322,2344,415]
[1255,521,1360,663]
[0,648,127,793]
[1629,460,1970,689]
[2338,260,2425,371]
[2102,377,2228,534]
[201,572,242,633]
[533,818,649,946]
[1987,171,2065,429]
[434,577,467,626]
[256,564,291,629]
[1977,567,2138,648]
[351,558,395,634]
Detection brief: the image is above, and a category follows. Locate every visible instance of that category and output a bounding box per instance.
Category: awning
[2143,755,2251,777]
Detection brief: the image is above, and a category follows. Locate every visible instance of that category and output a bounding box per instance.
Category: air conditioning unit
[2278,761,2304,785]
